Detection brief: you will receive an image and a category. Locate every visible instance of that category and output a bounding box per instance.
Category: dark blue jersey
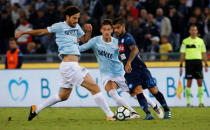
[118,33,146,69]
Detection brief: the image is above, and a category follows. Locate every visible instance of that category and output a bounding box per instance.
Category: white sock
[109,89,137,113]
[144,94,157,108]
[93,92,114,118]
[36,94,61,114]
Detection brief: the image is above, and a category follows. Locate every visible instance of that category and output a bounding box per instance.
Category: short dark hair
[189,24,197,30]
[9,37,16,42]
[113,18,126,25]
[161,35,168,39]
[102,19,113,27]
[64,6,80,17]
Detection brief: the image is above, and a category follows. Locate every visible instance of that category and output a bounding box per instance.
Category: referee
[180,25,208,107]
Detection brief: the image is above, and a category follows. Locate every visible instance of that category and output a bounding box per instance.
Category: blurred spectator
[35,40,46,54]
[156,8,172,37]
[0,0,210,58]
[126,12,134,33]
[168,6,181,51]
[28,3,37,26]
[177,0,190,39]
[204,7,210,34]
[203,20,210,52]
[159,35,172,60]
[101,4,115,23]
[42,33,57,54]
[143,0,158,15]
[139,9,147,24]
[26,41,36,54]
[46,2,59,26]
[147,36,160,60]
[5,38,23,69]
[0,10,14,54]
[131,19,144,50]
[193,7,204,36]
[119,8,127,19]
[185,16,203,37]
[0,0,7,10]
[10,0,26,7]
[35,0,46,11]
[126,0,139,19]
[5,2,12,17]
[11,3,20,25]
[15,16,32,53]
[142,13,159,51]
[33,8,48,29]
[157,0,169,16]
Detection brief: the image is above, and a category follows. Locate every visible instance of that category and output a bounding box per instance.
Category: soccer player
[79,19,163,119]
[15,6,116,121]
[180,25,208,107]
[113,18,171,120]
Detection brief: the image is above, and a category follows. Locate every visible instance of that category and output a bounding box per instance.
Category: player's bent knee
[134,86,143,94]
[90,84,101,95]
[149,86,158,95]
[105,85,113,93]
[59,94,70,101]
[59,88,71,101]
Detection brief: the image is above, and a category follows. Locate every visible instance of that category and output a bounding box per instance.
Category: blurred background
[0,0,210,64]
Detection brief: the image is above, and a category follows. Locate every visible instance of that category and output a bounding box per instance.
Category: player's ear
[65,15,69,20]
[100,27,102,33]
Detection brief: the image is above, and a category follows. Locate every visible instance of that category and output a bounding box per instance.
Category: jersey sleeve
[180,40,186,53]
[79,38,95,52]
[47,23,60,33]
[168,43,172,52]
[126,36,136,46]
[201,39,207,53]
[77,24,85,38]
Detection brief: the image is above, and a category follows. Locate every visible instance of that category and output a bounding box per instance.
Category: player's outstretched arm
[78,24,92,43]
[202,53,208,72]
[179,53,185,76]
[15,29,50,39]
[125,45,139,73]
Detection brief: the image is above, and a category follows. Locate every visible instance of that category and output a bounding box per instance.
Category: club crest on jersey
[121,38,124,43]
[118,44,125,52]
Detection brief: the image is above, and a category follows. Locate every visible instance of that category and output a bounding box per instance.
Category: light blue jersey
[47,22,84,57]
[79,36,125,77]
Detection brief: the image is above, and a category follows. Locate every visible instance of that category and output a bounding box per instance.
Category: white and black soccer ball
[115,106,131,121]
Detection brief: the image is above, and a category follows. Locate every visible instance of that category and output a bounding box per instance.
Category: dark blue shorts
[124,67,156,93]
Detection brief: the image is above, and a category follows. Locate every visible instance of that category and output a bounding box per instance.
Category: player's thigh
[81,73,100,94]
[148,86,158,95]
[105,81,118,92]
[187,79,193,87]
[59,88,72,101]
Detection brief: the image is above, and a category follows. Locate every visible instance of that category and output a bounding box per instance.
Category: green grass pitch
[0,107,210,130]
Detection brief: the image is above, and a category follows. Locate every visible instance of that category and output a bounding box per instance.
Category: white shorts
[59,62,88,88]
[101,75,129,92]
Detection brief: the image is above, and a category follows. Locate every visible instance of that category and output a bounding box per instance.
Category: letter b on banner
[167,77,176,97]
[41,78,51,98]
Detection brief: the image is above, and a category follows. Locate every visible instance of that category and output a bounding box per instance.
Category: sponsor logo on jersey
[118,44,125,52]
[64,29,78,36]
[98,50,113,59]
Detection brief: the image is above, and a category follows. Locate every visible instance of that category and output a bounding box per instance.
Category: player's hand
[179,67,183,76]
[205,66,208,72]
[125,62,132,73]
[84,24,92,32]
[15,32,24,39]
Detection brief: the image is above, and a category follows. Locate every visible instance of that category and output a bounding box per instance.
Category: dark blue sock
[154,91,170,112]
[136,93,151,114]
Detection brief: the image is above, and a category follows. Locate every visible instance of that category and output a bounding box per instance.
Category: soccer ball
[115,106,131,121]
